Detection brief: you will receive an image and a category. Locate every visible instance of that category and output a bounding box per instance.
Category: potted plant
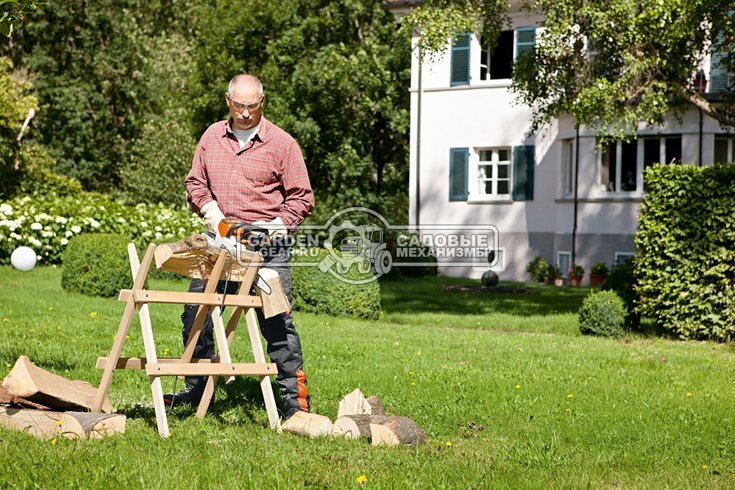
[589,262,610,287]
[568,263,584,286]
[547,265,563,286]
[526,256,550,283]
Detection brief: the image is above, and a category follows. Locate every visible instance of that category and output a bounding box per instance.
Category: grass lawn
[1,266,735,488]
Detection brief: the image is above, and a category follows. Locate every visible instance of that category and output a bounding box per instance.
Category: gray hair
[227,74,264,98]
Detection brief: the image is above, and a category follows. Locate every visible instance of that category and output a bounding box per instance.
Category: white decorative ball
[11,246,37,272]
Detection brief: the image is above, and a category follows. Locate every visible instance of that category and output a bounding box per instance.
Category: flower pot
[568,275,583,286]
[553,278,564,286]
[589,273,607,287]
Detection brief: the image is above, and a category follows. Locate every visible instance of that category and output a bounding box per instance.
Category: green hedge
[291,248,381,320]
[61,234,138,297]
[578,290,626,338]
[0,191,199,265]
[635,164,735,340]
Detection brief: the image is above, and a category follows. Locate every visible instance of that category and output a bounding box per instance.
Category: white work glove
[201,201,225,235]
[253,217,287,239]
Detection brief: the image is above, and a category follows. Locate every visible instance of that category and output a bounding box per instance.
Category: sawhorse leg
[92,244,156,413]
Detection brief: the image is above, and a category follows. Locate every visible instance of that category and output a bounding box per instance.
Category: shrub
[0,192,200,265]
[526,255,550,282]
[635,164,735,340]
[62,234,137,297]
[590,262,610,275]
[601,260,639,328]
[291,248,381,320]
[569,263,584,276]
[578,290,626,338]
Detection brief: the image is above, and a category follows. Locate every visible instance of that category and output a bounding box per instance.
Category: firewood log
[281,411,332,437]
[332,414,388,439]
[337,388,372,418]
[366,396,385,416]
[2,356,113,413]
[370,416,426,446]
[0,407,125,439]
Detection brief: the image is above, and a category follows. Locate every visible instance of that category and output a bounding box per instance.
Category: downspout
[698,108,703,166]
[571,123,580,269]
[415,45,423,228]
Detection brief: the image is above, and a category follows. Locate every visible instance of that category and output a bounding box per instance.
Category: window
[600,135,681,193]
[557,252,571,279]
[561,139,575,198]
[614,252,635,266]
[715,136,735,163]
[480,31,514,80]
[476,148,511,198]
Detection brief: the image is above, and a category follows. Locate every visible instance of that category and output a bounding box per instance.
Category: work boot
[163,376,206,407]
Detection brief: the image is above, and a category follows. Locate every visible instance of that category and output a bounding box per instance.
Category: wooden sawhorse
[92,241,285,437]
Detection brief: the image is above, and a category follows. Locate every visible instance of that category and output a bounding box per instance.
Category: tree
[402,0,735,138]
[190,0,411,225]
[0,0,43,37]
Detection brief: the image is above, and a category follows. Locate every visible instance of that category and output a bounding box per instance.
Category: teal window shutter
[449,148,469,201]
[451,33,471,86]
[710,45,730,92]
[515,26,536,58]
[512,145,535,201]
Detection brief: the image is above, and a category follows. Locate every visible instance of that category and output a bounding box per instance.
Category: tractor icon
[320,221,392,276]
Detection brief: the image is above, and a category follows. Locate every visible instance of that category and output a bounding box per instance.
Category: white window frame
[557,251,571,278]
[469,147,513,201]
[561,139,575,198]
[714,135,735,163]
[598,135,682,195]
[614,252,635,266]
[479,29,514,82]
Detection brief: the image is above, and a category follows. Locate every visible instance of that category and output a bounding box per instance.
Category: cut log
[256,268,291,318]
[337,388,372,418]
[154,233,264,282]
[281,411,332,437]
[366,396,386,416]
[0,407,125,440]
[332,414,388,439]
[2,356,113,413]
[0,385,50,410]
[370,416,426,446]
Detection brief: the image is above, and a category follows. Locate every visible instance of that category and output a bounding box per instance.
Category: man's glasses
[227,94,263,113]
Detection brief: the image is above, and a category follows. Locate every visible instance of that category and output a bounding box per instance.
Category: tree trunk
[370,416,426,446]
[332,414,388,439]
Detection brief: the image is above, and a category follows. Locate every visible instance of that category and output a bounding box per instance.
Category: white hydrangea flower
[118,217,126,223]
[29,237,42,247]
[55,216,68,224]
[65,230,73,238]
[31,222,43,230]
[0,203,12,215]
[71,226,82,233]
[140,221,148,228]
[9,232,21,240]
[41,230,53,238]
[61,238,69,245]
[90,219,100,228]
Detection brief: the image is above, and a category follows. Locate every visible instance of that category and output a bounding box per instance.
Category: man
[165,74,314,420]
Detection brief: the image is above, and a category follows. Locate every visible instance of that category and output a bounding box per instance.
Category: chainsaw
[206,218,273,295]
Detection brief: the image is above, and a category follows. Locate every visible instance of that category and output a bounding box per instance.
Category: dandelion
[567,393,574,399]
[125,335,130,340]
[687,392,692,397]
[48,307,53,311]
[51,438,57,445]
[445,441,452,447]
[416,351,421,357]
[702,464,708,469]
[515,385,521,390]
[411,382,416,386]
[56,420,62,426]
[167,432,172,438]
[89,312,97,318]
[356,475,367,485]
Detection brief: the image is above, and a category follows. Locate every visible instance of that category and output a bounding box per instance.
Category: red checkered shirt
[185,117,314,229]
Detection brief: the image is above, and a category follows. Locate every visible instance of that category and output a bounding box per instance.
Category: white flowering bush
[0,192,200,265]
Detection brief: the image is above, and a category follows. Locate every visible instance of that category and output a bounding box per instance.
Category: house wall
[408,26,731,282]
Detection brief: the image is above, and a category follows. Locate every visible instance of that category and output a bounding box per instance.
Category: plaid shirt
[185,117,314,229]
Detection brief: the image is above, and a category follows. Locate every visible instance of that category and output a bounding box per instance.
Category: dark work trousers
[180,244,310,417]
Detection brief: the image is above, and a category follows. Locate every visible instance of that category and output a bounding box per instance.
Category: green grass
[1,267,735,488]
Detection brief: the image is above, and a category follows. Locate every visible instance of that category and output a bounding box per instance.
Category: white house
[387,2,734,282]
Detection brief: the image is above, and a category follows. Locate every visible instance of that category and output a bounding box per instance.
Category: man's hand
[201,201,225,235]
[253,217,287,238]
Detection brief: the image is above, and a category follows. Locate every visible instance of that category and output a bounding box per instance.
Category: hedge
[635,164,735,340]
[291,248,381,320]
[61,234,138,297]
[0,192,200,265]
